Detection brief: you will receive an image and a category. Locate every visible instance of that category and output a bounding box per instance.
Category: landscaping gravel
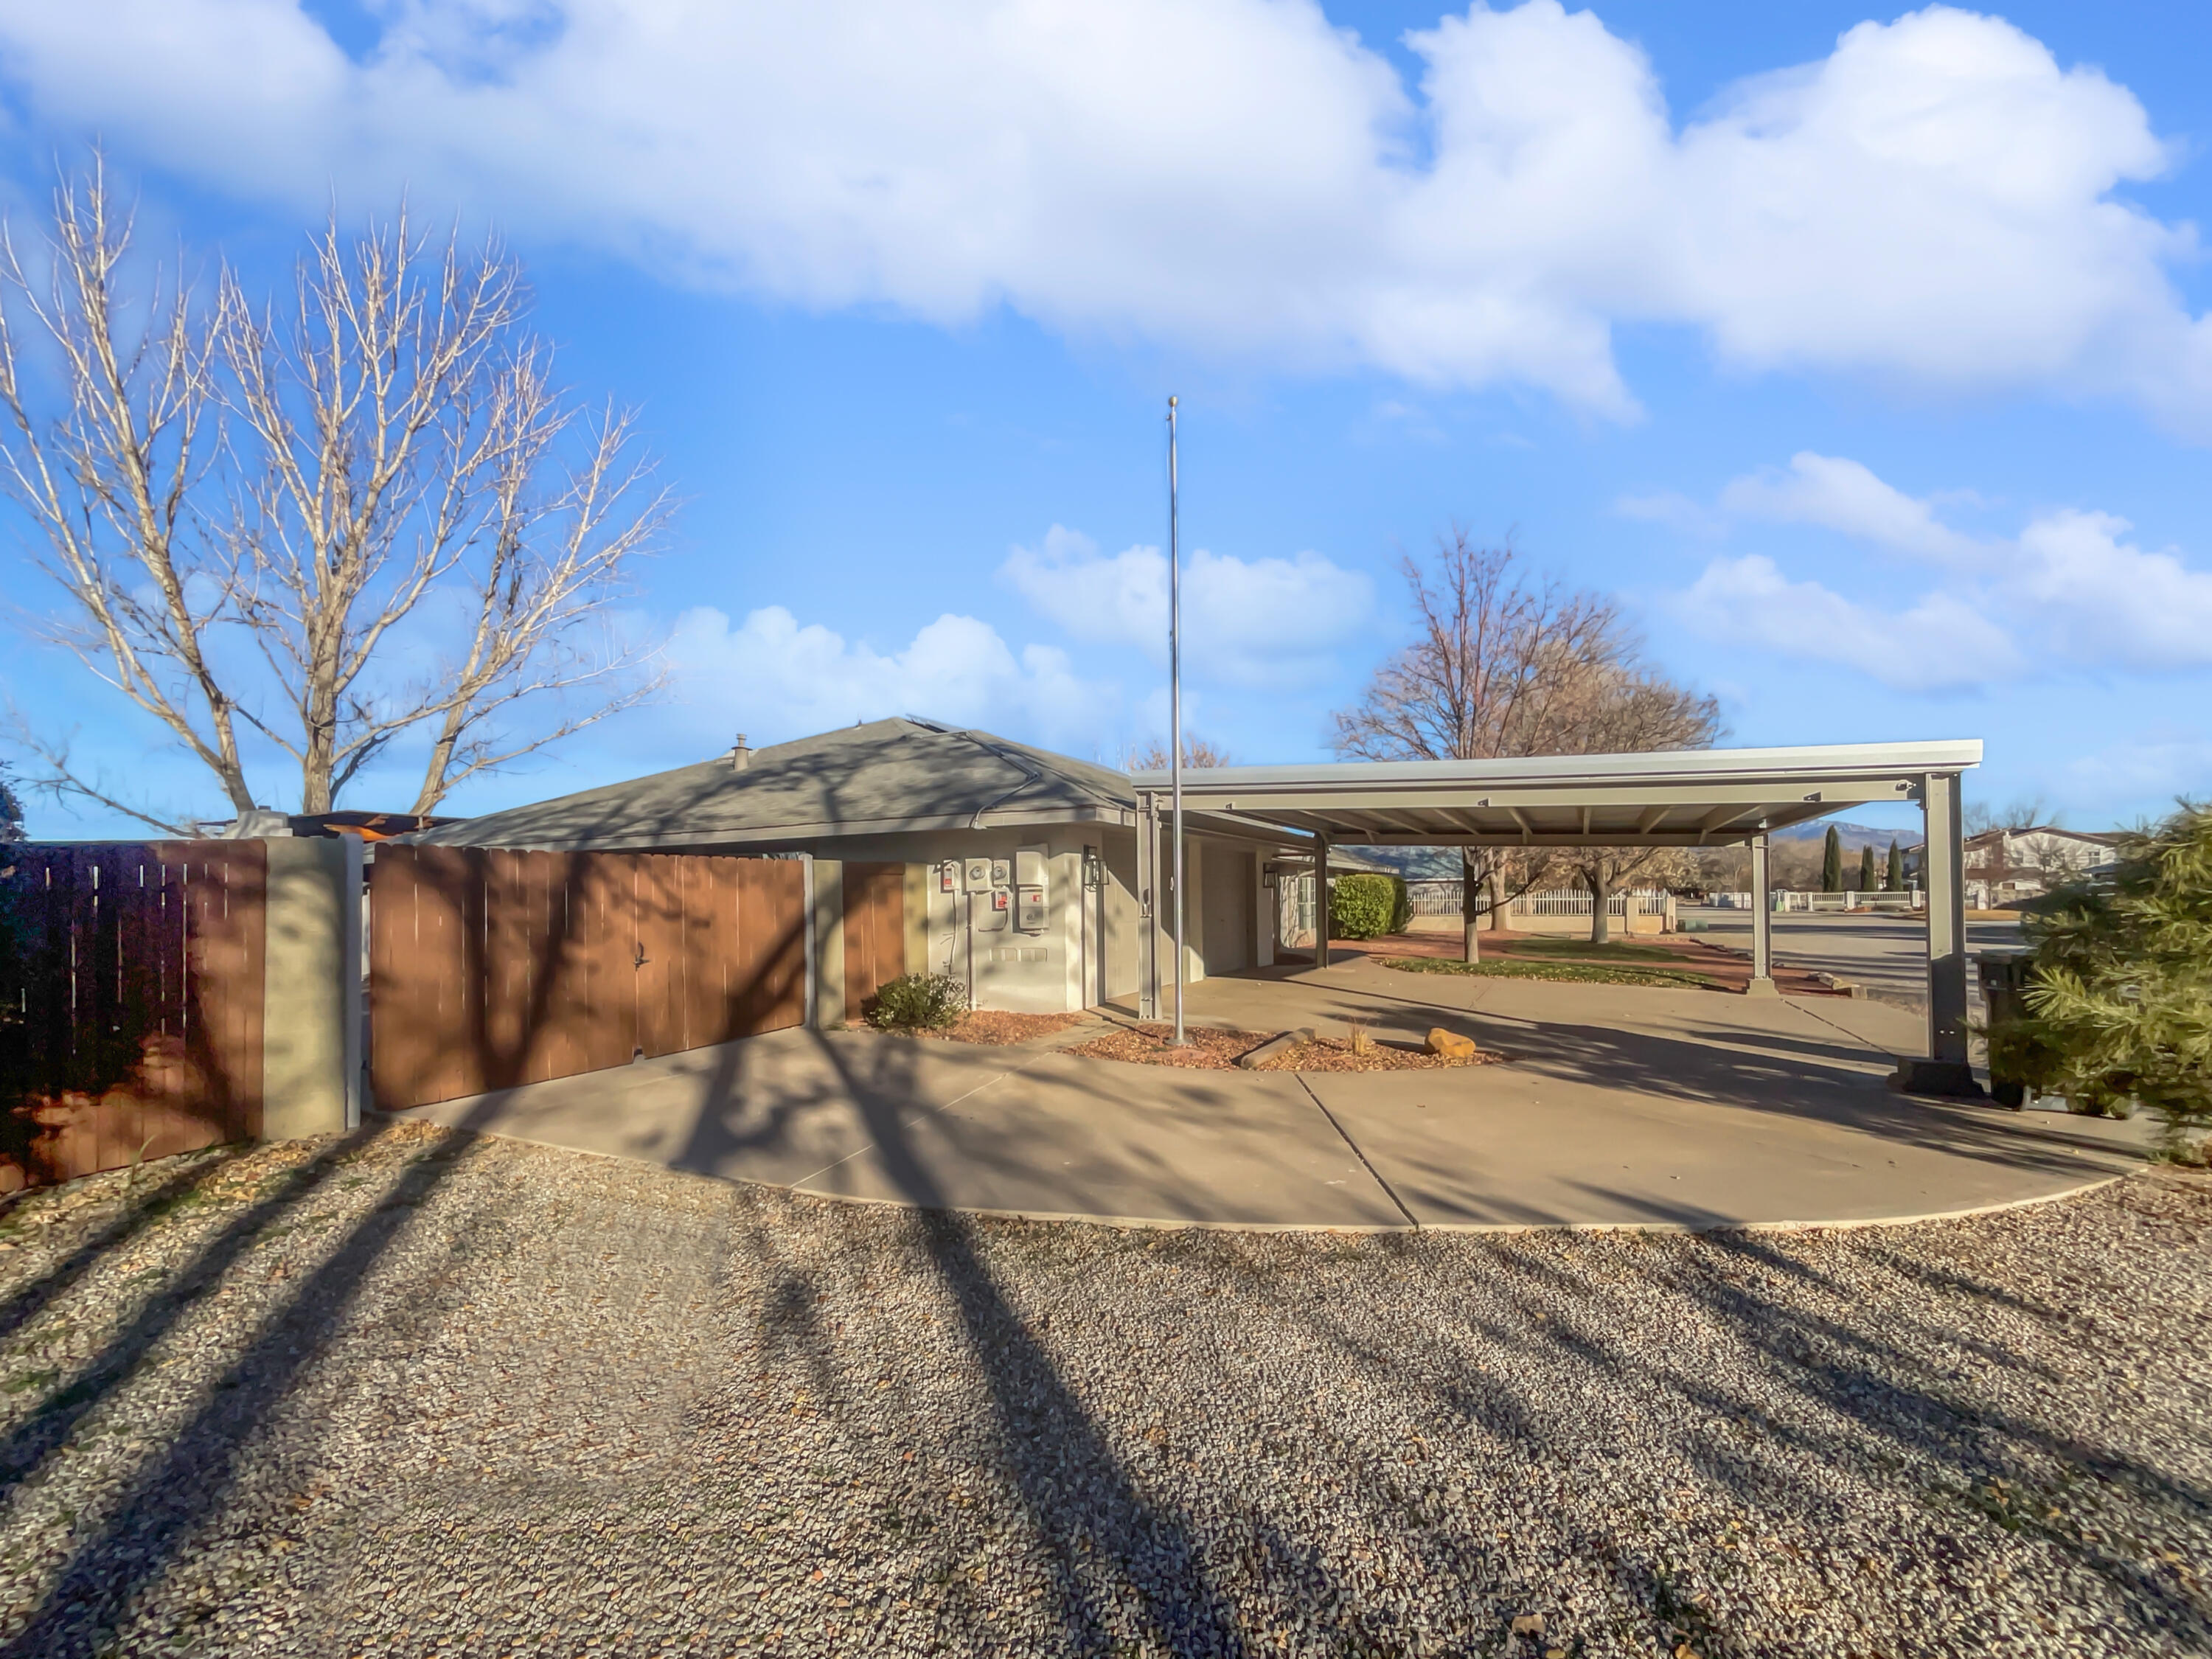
[1066,1021,1498,1073]
[0,1121,2202,1658]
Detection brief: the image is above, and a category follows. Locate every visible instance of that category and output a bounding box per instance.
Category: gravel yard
[0,1122,2202,1658]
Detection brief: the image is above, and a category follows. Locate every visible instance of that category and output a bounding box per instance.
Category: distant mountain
[1339,846,1465,880]
[1772,820,1913,853]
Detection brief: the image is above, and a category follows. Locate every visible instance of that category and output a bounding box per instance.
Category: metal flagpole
[1168,395,1186,1047]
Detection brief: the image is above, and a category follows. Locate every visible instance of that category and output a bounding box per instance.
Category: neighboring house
[1907,826,2123,908]
[408,717,1292,1014]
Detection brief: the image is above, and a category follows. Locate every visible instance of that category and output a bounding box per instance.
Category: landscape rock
[1427,1026,1480,1060]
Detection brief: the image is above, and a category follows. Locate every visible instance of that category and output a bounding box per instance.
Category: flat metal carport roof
[1130,739,1981,848]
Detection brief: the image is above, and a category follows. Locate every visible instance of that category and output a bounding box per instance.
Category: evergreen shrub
[866,972,967,1031]
[1330,873,1409,940]
[1989,804,2211,1150]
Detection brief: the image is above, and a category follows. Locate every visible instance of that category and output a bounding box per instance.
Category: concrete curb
[377,1110,2131,1240]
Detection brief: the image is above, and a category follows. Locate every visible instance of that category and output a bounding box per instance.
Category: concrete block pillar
[261,836,364,1139]
[1896,771,1981,1096]
[1746,832,1777,998]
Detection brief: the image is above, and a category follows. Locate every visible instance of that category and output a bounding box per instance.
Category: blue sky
[3,1,2211,840]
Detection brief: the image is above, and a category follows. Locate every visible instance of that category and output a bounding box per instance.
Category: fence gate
[841,862,907,1020]
[367,846,807,1111]
[0,844,266,1192]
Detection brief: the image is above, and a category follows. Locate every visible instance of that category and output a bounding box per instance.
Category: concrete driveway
[396,958,2147,1231]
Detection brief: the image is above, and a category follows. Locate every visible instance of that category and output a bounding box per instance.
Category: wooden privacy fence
[369,847,807,1110]
[841,861,907,1019]
[0,844,266,1193]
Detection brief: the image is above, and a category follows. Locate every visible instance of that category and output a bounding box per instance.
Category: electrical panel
[963,857,993,893]
[1015,848,1046,888]
[1015,886,1046,933]
[939,860,959,893]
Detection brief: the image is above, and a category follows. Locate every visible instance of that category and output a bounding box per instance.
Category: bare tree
[1965,794,2057,836]
[1333,531,1717,955]
[1125,735,1231,771]
[0,161,669,833]
[1551,665,1719,942]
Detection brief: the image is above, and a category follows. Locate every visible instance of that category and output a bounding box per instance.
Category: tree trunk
[1460,848,1482,962]
[1587,866,1613,945]
[1484,866,1502,931]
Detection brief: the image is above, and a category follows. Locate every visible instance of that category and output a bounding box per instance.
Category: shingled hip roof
[406,718,1140,852]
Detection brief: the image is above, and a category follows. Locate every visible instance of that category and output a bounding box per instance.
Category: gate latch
[633,942,648,968]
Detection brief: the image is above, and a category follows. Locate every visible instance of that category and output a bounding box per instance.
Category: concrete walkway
[398,959,2149,1231]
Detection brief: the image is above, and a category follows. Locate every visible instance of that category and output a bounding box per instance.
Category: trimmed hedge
[1329,872,1410,940]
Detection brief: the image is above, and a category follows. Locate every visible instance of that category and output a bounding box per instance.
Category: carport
[1131,739,1983,1095]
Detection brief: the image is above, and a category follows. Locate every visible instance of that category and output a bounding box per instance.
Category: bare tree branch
[1,160,671,829]
[1124,735,1231,771]
[1331,529,1721,950]
[6,717,198,838]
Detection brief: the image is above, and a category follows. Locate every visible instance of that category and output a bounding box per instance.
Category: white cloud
[2065,736,2212,802]
[667,605,1109,748]
[998,524,1371,687]
[1675,554,2020,691]
[4,3,2210,426]
[1718,452,1983,563]
[1666,454,2212,691]
[2011,509,2212,669]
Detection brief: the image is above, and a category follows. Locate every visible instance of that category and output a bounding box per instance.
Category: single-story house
[408,717,1298,1015]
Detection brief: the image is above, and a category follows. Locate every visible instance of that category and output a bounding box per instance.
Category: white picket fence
[1406,881,1669,918]
[1713,889,1924,913]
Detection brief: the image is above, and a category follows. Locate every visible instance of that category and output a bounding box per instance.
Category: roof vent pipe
[731,734,751,772]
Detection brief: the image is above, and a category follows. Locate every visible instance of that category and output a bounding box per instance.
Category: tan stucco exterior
[260,836,363,1139]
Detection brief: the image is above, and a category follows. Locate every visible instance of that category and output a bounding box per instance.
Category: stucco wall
[770,825,1141,1014]
[261,837,363,1139]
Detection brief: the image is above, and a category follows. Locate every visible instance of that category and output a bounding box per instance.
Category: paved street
[1678,908,2027,1006]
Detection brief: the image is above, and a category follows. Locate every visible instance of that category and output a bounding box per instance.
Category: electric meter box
[990,858,1012,889]
[962,858,993,893]
[1015,848,1047,888]
[1015,886,1046,933]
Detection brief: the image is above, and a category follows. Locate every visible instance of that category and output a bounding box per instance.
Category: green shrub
[1989,803,2211,1146]
[1329,873,1408,940]
[866,972,968,1031]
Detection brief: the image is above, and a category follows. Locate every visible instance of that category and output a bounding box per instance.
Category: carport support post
[1314,834,1331,969]
[1747,832,1777,997]
[1895,771,1981,1096]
